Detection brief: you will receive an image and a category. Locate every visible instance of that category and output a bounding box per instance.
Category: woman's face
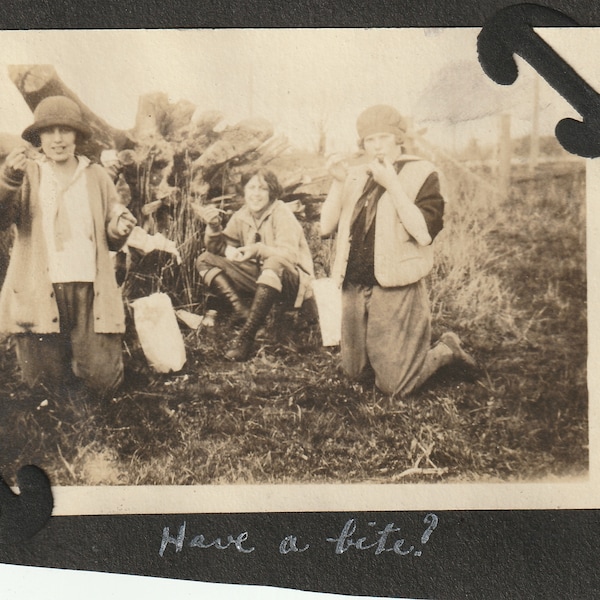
[39,126,77,163]
[363,132,400,163]
[244,174,271,217]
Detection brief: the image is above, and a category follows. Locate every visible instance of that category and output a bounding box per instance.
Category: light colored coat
[0,159,129,334]
[206,199,315,306]
[320,157,436,288]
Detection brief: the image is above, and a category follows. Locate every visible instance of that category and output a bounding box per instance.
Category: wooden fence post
[529,74,540,173]
[498,113,512,198]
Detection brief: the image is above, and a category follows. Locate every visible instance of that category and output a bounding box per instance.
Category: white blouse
[38,156,96,283]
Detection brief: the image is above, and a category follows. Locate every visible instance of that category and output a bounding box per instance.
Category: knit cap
[356,105,407,142]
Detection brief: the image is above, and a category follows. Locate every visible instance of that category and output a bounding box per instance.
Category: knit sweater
[0,158,130,334]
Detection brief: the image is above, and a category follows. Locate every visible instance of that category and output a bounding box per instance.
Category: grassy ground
[0,158,587,486]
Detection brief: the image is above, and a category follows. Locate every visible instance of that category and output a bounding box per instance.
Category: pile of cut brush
[5,65,327,309]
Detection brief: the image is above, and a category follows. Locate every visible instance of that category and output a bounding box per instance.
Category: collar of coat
[234,199,284,229]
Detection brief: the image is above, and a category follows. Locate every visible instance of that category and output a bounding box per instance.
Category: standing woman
[195,168,314,361]
[320,104,475,397]
[0,96,136,395]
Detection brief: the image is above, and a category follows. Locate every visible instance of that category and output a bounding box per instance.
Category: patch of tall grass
[430,162,521,337]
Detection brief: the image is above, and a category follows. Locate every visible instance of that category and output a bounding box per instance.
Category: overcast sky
[0,29,581,153]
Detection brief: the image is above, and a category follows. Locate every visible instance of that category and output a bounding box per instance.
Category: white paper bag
[311,278,342,347]
[131,293,186,373]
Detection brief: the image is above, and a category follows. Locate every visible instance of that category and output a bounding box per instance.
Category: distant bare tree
[312,110,329,156]
[310,100,331,156]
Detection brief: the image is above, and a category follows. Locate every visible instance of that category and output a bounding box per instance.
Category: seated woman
[195,168,314,361]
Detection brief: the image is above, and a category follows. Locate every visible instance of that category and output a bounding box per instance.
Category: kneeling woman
[195,168,314,361]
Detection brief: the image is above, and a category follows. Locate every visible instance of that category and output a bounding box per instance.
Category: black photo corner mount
[0,466,53,544]
[478,3,600,158]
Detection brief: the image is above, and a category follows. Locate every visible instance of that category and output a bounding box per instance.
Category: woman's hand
[115,210,137,237]
[369,157,398,191]
[326,153,349,183]
[225,245,244,261]
[192,204,222,229]
[4,146,28,176]
[233,243,261,262]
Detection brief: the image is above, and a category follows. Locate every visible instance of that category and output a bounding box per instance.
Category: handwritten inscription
[326,519,413,555]
[279,534,310,554]
[159,521,255,557]
[326,515,438,556]
[159,515,438,558]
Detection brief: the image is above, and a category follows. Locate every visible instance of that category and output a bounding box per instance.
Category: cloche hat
[21,96,92,145]
[356,104,407,143]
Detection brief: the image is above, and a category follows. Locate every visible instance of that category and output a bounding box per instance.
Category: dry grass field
[0,156,587,487]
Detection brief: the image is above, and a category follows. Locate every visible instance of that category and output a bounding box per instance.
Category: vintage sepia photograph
[0,29,589,511]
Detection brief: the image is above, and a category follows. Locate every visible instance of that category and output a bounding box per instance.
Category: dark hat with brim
[21,96,92,145]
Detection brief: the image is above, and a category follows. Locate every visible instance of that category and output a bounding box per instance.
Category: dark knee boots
[209,273,249,322]
[225,284,279,361]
